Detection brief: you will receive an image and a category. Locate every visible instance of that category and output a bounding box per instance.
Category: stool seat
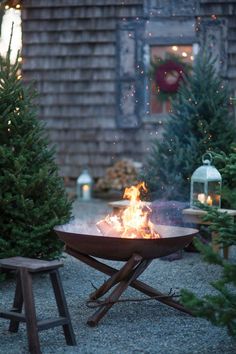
[0,256,63,272]
[0,256,76,354]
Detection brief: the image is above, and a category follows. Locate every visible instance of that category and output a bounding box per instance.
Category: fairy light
[182,52,187,58]
[172,46,178,51]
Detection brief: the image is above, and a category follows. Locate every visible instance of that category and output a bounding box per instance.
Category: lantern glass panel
[208,181,221,207]
[192,182,206,206]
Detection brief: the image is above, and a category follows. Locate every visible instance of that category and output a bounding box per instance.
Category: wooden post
[211,231,220,254]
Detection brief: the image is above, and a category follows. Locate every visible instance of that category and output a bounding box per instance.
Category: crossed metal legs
[66,247,192,327]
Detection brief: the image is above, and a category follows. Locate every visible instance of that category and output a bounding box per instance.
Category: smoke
[59,218,101,236]
[151,200,190,226]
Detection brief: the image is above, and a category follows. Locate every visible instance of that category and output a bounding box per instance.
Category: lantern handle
[202,152,213,165]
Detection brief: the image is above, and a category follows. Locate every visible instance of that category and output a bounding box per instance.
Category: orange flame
[97,182,160,239]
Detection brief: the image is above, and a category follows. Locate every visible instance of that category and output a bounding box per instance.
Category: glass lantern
[190,152,222,208]
[76,169,93,201]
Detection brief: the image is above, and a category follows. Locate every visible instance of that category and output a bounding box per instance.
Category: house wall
[20,0,236,186]
[198,0,236,92]
[21,0,146,185]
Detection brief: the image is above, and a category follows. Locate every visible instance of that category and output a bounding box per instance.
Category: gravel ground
[0,199,236,354]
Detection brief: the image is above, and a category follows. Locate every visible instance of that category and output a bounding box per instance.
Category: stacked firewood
[95,159,142,192]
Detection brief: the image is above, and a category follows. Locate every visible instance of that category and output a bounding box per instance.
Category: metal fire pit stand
[66,246,192,327]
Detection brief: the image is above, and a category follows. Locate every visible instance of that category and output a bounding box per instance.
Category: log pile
[94,159,142,192]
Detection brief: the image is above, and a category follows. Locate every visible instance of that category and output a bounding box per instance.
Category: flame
[97,182,160,239]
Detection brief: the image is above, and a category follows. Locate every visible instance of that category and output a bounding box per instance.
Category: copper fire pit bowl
[54,224,198,261]
[54,224,198,327]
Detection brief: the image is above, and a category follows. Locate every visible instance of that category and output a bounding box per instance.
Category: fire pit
[54,183,198,326]
[54,224,197,262]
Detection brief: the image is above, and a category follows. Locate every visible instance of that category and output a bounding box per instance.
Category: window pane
[150,45,193,115]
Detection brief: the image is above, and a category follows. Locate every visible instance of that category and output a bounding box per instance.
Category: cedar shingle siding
[22,0,145,182]
[19,0,236,184]
[198,0,236,91]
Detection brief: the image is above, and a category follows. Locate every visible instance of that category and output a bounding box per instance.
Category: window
[150,45,193,116]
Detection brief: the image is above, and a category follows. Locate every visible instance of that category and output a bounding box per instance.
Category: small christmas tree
[181,146,236,336]
[212,145,236,209]
[0,38,71,259]
[181,211,236,336]
[142,52,235,201]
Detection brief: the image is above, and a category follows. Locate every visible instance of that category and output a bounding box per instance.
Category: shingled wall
[198,0,236,93]
[21,0,147,184]
[19,0,236,186]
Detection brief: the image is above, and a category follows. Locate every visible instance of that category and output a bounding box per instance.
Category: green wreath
[150,54,191,102]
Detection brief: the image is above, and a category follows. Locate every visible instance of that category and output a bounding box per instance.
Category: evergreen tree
[0,41,71,260]
[212,145,236,209]
[142,52,235,201]
[181,147,236,336]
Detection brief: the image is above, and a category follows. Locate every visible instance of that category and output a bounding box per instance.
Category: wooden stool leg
[20,268,41,354]
[50,270,76,346]
[9,271,24,332]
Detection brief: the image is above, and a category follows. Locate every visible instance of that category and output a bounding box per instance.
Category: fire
[97,182,160,239]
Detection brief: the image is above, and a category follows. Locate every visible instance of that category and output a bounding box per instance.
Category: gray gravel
[0,199,236,354]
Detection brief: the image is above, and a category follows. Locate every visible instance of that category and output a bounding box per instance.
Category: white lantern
[190,152,222,208]
[76,169,93,201]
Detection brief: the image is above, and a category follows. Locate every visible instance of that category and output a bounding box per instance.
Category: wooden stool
[0,257,76,354]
